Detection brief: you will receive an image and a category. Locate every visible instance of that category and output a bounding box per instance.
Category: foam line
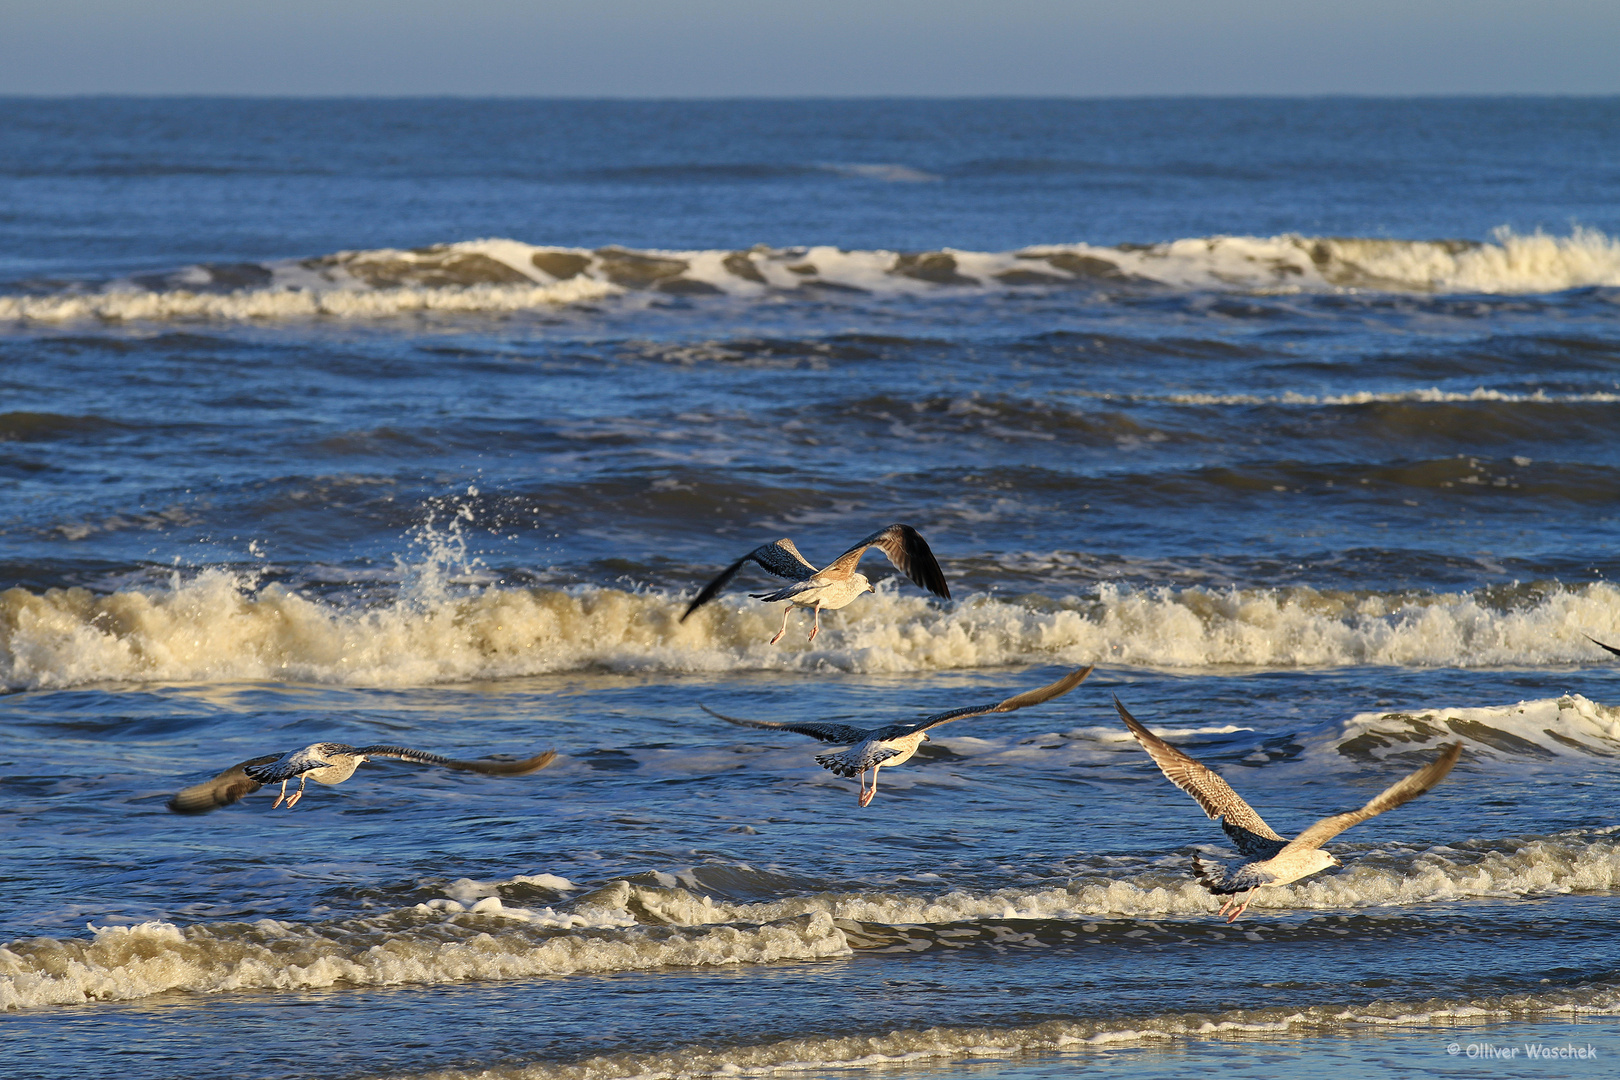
[4,229,1617,323]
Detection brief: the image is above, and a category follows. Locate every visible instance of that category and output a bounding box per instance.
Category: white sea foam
[5,830,1615,1012]
[1075,387,1620,407]
[4,229,1616,323]
[385,986,1620,1080]
[0,905,848,1010]
[580,832,1620,931]
[5,575,1619,690]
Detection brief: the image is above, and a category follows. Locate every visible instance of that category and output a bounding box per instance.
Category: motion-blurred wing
[898,666,1093,735]
[699,704,871,746]
[166,753,283,814]
[357,746,559,775]
[1282,742,1462,854]
[1586,635,1620,659]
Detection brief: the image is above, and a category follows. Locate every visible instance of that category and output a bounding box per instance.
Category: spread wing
[166,753,283,814]
[1586,635,1620,659]
[1114,698,1287,858]
[889,665,1093,737]
[822,524,950,598]
[681,539,820,620]
[1281,742,1462,854]
[699,704,871,746]
[355,746,559,775]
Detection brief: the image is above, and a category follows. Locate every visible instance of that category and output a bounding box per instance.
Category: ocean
[2,97,1619,1080]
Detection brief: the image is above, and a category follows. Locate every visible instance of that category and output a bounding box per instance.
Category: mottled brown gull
[1115,698,1461,922]
[701,666,1091,806]
[167,743,558,814]
[680,523,950,644]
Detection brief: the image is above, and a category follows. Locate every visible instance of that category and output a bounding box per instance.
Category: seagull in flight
[1114,698,1461,922]
[167,743,558,814]
[702,666,1091,806]
[680,524,950,644]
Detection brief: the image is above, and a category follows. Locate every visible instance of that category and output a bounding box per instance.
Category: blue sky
[3,0,1618,96]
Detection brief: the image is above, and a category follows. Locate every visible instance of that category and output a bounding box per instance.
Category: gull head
[1298,849,1341,878]
[857,573,875,594]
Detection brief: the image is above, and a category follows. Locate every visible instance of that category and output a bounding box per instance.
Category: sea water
[2,98,1619,1079]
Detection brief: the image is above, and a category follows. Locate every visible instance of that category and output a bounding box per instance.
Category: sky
[2,0,1618,97]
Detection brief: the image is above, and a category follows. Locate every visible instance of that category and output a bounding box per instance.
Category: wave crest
[5,229,1617,323]
[5,575,1619,689]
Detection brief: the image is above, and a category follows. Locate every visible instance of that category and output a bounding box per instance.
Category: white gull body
[1115,698,1462,921]
[702,666,1091,805]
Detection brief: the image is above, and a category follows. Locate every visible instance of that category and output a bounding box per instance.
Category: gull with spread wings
[680,523,950,644]
[167,742,557,814]
[702,666,1091,806]
[1115,698,1461,922]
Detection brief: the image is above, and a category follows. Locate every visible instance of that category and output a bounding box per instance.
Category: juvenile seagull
[702,666,1091,806]
[680,524,950,644]
[167,743,558,814]
[1115,699,1461,922]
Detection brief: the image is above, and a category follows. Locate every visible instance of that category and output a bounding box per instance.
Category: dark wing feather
[1114,698,1288,858]
[890,666,1093,736]
[1281,742,1462,854]
[1586,635,1620,659]
[825,524,950,599]
[681,540,819,621]
[166,753,282,814]
[699,704,871,746]
[355,746,558,775]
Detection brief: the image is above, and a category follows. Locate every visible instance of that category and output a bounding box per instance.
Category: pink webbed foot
[271,781,290,809]
[769,605,792,645]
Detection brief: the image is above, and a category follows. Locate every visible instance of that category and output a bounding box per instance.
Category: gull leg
[271,779,290,809]
[859,765,879,807]
[1225,891,1253,923]
[769,605,793,645]
[807,602,822,643]
[285,776,309,809]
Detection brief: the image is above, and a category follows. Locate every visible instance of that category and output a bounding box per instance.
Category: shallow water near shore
[3,97,1619,1079]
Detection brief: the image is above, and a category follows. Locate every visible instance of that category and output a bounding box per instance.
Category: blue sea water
[2,98,1620,1080]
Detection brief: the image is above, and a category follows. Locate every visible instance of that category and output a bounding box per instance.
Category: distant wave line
[4,228,1618,322]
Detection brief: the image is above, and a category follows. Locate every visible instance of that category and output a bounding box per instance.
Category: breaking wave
[0,904,847,1010]
[4,229,1618,322]
[5,829,1616,1010]
[392,988,1620,1080]
[5,574,1620,689]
